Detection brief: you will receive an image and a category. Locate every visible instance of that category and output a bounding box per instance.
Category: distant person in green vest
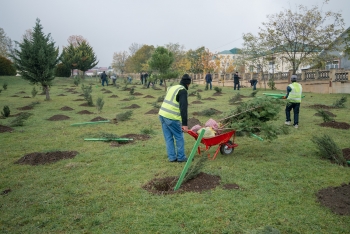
[284,75,302,129]
[158,74,192,162]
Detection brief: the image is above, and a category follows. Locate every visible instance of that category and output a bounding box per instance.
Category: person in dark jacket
[205,72,212,90]
[233,72,240,90]
[100,71,108,86]
[250,78,258,90]
[158,74,191,162]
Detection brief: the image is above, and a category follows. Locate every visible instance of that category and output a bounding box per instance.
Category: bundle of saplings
[220,96,284,141]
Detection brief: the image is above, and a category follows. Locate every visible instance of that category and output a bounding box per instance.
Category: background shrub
[0,56,16,76]
[55,63,71,77]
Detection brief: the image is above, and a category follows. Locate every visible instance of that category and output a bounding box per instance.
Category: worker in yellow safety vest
[283,74,302,129]
[158,74,192,162]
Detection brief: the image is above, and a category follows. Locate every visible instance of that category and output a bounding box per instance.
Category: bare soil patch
[77,110,94,114]
[79,103,95,107]
[314,110,336,117]
[22,96,31,98]
[122,104,140,109]
[109,95,118,98]
[60,106,74,111]
[57,94,66,96]
[142,172,222,195]
[202,97,216,100]
[213,93,223,96]
[17,106,33,110]
[144,95,155,98]
[319,121,350,130]
[90,116,108,121]
[145,109,159,114]
[0,125,14,133]
[11,95,19,97]
[308,104,336,109]
[197,89,203,92]
[16,91,26,94]
[47,115,70,121]
[317,182,350,215]
[191,101,203,104]
[73,99,85,101]
[109,133,150,147]
[133,92,143,96]
[187,117,202,129]
[15,151,79,165]
[121,98,130,101]
[103,90,112,94]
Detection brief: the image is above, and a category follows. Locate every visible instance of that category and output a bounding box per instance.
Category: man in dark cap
[158,74,191,162]
[284,74,302,128]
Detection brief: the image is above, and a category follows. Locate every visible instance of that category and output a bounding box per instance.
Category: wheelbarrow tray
[187,130,238,160]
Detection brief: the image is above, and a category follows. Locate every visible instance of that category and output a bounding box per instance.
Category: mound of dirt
[77,110,94,114]
[47,115,70,121]
[145,109,158,114]
[103,90,112,93]
[314,110,336,117]
[191,101,203,104]
[17,106,33,110]
[197,89,203,92]
[16,91,26,94]
[193,108,222,116]
[319,121,350,130]
[121,98,130,101]
[144,95,155,98]
[187,117,202,129]
[90,116,108,121]
[57,94,66,96]
[109,133,150,147]
[308,104,335,109]
[142,172,221,195]
[15,151,79,165]
[73,99,85,101]
[213,93,223,96]
[122,104,140,109]
[79,103,95,107]
[11,95,19,97]
[202,97,216,100]
[0,125,14,133]
[133,92,143,96]
[343,148,350,161]
[60,106,74,111]
[22,96,31,98]
[317,182,350,215]
[109,95,118,98]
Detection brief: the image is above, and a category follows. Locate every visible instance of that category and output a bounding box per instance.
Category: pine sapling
[116,110,133,121]
[214,87,222,93]
[96,97,104,113]
[10,112,32,127]
[31,86,38,98]
[311,134,346,166]
[3,82,8,90]
[332,96,347,108]
[316,109,333,122]
[1,105,10,117]
[196,92,202,100]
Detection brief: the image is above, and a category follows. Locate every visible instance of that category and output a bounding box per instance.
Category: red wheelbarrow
[187,130,238,160]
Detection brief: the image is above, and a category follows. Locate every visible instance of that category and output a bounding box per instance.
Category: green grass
[0,76,350,233]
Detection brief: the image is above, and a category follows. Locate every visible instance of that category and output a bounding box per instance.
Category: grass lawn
[0,76,349,233]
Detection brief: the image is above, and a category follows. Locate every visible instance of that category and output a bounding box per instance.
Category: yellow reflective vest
[158,85,185,121]
[287,82,302,103]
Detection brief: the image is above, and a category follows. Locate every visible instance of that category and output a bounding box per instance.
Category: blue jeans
[234,82,240,90]
[285,102,300,125]
[102,79,107,86]
[206,81,212,90]
[252,81,257,90]
[159,115,187,162]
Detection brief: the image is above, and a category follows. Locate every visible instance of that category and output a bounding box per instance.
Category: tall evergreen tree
[75,41,98,78]
[12,18,59,100]
[61,43,79,77]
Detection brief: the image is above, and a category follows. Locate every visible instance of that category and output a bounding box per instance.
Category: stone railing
[334,71,348,82]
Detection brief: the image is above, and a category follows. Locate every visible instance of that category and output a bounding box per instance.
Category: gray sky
[1,0,349,67]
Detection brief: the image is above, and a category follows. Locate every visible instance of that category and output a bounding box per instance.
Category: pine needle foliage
[196,108,217,117]
[152,102,161,108]
[116,110,133,121]
[183,156,208,182]
[214,86,222,93]
[221,97,282,141]
[250,90,258,97]
[96,97,104,113]
[196,92,201,100]
[11,18,60,100]
[311,134,347,166]
[316,109,333,122]
[3,82,8,90]
[228,93,242,104]
[31,86,38,98]
[10,112,32,126]
[1,105,10,117]
[81,84,93,106]
[332,96,347,108]
[157,95,165,102]
[73,76,81,86]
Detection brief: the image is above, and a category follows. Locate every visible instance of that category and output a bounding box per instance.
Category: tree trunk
[163,80,167,92]
[43,85,50,100]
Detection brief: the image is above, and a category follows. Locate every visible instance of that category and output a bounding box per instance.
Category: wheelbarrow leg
[208,146,221,160]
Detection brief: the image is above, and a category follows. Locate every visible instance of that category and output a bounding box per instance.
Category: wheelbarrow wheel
[220,141,234,155]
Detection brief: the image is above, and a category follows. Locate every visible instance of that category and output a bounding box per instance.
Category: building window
[249,65,254,72]
[326,60,339,70]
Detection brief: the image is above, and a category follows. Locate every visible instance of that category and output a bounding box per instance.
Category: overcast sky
[1,0,349,67]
